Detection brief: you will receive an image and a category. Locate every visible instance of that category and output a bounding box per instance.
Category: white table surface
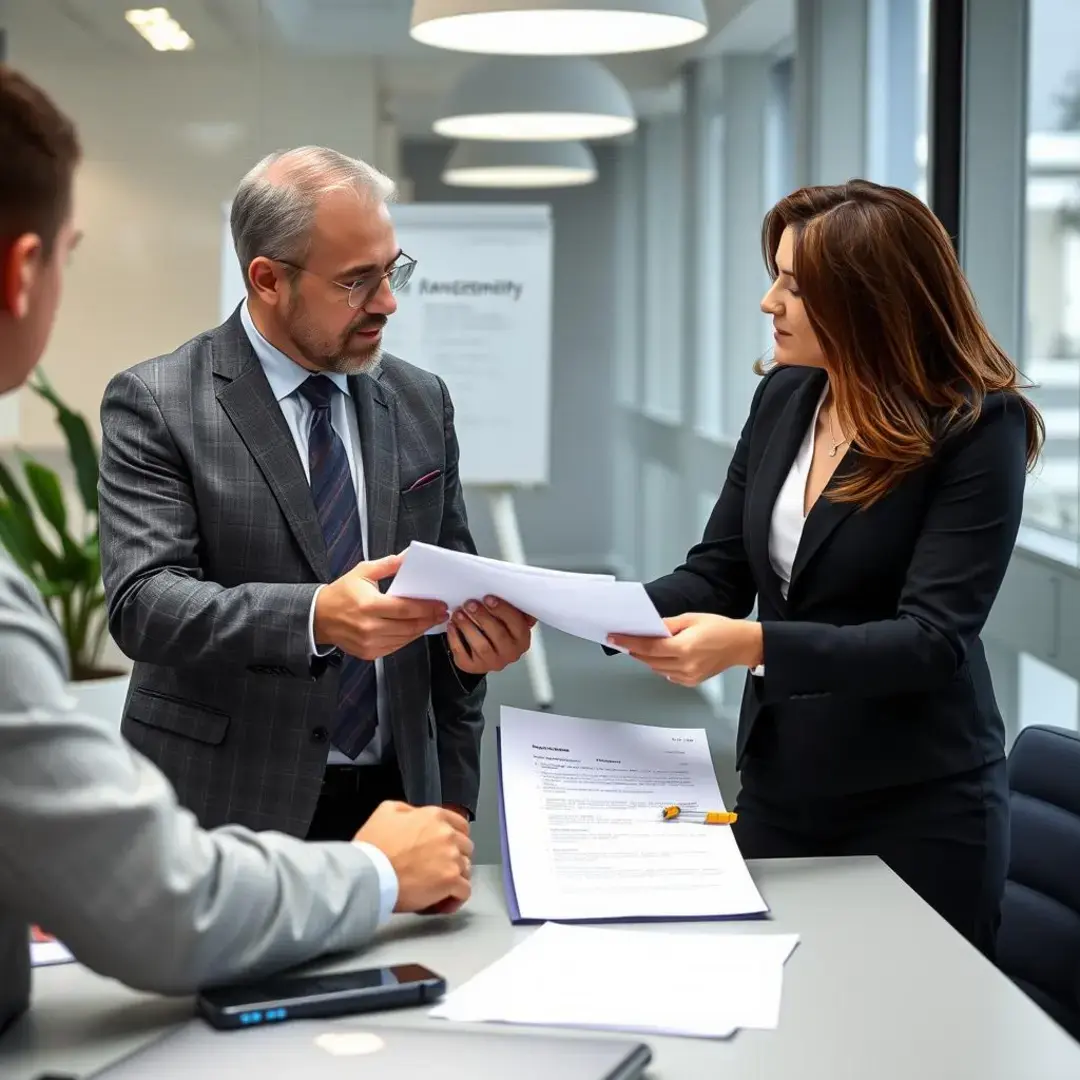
[3,857,1080,1079]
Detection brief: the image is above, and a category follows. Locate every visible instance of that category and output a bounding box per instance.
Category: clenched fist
[354,801,473,914]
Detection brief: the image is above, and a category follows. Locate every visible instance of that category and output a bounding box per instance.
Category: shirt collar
[240,301,351,403]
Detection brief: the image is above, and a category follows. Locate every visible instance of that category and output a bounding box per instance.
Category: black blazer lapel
[351,371,400,564]
[212,316,330,581]
[789,448,861,593]
[745,368,826,612]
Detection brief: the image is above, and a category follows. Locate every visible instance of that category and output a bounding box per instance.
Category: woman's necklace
[825,406,849,458]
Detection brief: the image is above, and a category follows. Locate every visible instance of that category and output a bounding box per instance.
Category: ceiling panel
[261,0,434,56]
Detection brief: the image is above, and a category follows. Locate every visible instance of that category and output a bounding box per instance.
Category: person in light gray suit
[97,146,532,842]
[0,65,473,1039]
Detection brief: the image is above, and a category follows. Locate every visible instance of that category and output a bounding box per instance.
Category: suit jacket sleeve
[99,370,318,678]
[0,556,384,996]
[643,373,768,619]
[759,393,1028,702]
[426,377,485,814]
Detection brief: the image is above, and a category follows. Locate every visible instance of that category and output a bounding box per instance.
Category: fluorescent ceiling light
[443,140,598,188]
[125,7,194,52]
[410,0,708,55]
[434,56,636,142]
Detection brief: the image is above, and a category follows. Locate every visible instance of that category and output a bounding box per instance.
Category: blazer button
[311,726,329,744]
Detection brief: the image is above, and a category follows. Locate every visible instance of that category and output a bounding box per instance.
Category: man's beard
[284,294,385,376]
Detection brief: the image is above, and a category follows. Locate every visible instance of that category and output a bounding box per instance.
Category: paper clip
[661,805,738,825]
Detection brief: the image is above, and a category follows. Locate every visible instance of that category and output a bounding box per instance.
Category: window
[693,112,724,439]
[1020,652,1080,733]
[641,461,682,582]
[866,0,931,199]
[1023,0,1080,540]
[641,118,685,425]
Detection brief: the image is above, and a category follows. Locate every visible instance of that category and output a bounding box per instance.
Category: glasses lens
[389,260,415,293]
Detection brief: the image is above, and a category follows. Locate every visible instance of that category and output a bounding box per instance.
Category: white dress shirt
[239,303,397,921]
[751,387,827,677]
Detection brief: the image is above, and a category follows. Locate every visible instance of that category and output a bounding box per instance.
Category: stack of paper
[387,541,668,646]
[30,926,73,967]
[431,922,800,1039]
[497,707,768,923]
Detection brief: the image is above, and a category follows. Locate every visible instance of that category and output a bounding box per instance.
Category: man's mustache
[350,316,387,334]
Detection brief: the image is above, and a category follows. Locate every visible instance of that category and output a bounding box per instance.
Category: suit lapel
[212,314,329,581]
[350,371,400,564]
[745,369,826,613]
[789,447,861,593]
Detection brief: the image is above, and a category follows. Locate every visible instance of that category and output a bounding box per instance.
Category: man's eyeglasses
[276,253,417,308]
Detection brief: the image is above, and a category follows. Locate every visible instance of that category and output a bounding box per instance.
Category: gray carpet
[469,627,742,863]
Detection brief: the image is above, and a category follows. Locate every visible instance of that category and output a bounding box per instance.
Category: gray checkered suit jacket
[98,309,485,837]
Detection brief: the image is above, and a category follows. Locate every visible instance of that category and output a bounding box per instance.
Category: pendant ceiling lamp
[443,139,598,188]
[434,56,636,141]
[410,0,708,56]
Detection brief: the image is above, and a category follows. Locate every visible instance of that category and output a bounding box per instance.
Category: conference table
[5,857,1080,1079]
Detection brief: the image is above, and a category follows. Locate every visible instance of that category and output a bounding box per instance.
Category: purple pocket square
[403,469,442,494]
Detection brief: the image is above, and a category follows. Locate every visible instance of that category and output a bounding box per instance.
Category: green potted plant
[0,372,127,708]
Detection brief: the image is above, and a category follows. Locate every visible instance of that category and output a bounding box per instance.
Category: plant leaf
[30,372,99,516]
[0,492,64,580]
[23,460,67,538]
[0,455,29,511]
[22,459,89,580]
[0,503,40,579]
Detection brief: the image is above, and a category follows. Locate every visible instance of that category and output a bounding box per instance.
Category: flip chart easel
[487,487,553,710]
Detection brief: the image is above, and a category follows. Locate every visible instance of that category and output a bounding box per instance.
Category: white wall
[4,53,384,446]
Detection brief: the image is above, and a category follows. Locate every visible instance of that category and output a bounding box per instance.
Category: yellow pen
[661,805,738,825]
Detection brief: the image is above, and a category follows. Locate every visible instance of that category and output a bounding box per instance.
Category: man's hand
[314,554,448,661]
[608,614,764,687]
[447,596,535,675]
[355,801,473,914]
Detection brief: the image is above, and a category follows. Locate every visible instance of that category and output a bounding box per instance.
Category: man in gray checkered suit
[98,147,532,842]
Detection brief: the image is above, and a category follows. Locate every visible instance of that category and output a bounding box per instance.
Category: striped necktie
[297,374,378,759]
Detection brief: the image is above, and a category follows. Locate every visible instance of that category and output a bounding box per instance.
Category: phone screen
[200,963,437,1011]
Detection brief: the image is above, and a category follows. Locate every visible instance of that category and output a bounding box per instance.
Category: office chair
[997,724,1080,1040]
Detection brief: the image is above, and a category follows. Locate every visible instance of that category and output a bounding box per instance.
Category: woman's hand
[609,614,764,687]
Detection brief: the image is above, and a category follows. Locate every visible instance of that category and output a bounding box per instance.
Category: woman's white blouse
[750,388,827,677]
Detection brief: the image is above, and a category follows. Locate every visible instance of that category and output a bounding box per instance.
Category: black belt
[322,760,400,792]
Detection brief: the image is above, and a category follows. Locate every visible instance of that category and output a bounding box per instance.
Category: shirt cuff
[352,841,399,924]
[309,584,336,658]
[751,665,765,677]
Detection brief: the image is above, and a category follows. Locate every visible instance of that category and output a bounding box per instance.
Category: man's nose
[365,275,397,315]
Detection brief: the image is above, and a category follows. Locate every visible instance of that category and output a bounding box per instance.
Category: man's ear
[1,233,44,319]
[247,256,287,307]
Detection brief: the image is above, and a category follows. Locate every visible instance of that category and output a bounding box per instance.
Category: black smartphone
[195,963,446,1031]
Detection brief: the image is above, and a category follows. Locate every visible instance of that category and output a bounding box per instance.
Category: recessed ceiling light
[125,7,194,52]
[410,0,708,55]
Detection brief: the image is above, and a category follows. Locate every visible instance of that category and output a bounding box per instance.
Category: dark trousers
[734,759,1010,959]
[306,761,406,842]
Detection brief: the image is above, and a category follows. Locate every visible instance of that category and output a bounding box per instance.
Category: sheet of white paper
[388,542,668,644]
[30,939,74,967]
[500,707,768,921]
[430,922,799,1038]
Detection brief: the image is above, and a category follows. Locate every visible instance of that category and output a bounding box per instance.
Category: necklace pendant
[829,444,838,457]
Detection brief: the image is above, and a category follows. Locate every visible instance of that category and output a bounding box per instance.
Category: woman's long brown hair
[759,180,1044,506]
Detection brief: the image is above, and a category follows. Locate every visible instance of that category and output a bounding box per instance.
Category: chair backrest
[998,725,1080,1040]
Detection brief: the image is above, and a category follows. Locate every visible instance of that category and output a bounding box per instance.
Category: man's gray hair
[230,146,396,284]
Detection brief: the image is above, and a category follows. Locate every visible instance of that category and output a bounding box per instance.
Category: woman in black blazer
[609,180,1043,958]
